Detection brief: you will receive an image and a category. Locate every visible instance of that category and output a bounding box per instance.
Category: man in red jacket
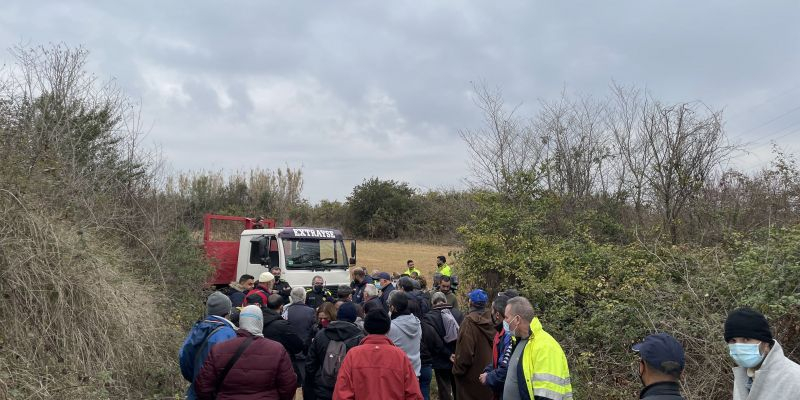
[195,305,297,400]
[333,309,423,400]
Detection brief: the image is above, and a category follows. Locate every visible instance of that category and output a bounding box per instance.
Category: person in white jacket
[724,307,800,400]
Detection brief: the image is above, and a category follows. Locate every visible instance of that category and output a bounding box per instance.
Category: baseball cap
[468,289,488,304]
[632,333,685,374]
[375,272,391,280]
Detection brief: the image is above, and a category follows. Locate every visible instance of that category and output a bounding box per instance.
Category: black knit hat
[724,307,773,343]
[364,309,391,335]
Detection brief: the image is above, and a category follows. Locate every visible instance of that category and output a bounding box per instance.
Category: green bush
[457,186,800,400]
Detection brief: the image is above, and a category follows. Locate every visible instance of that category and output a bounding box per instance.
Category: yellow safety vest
[439,264,452,277]
[403,267,420,276]
[520,317,573,399]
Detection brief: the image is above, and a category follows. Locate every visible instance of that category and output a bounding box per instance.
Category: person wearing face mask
[479,291,518,400]
[631,333,685,399]
[270,265,292,305]
[306,275,335,309]
[375,272,396,311]
[502,296,572,400]
[316,302,337,330]
[724,307,800,400]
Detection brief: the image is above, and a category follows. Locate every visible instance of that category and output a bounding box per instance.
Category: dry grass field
[355,240,460,279]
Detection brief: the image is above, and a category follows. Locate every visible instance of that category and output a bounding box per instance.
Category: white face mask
[729,343,765,368]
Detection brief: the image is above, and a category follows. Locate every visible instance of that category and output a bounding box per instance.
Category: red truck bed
[203,214,286,286]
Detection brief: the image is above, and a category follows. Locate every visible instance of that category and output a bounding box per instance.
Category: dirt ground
[354,240,460,281]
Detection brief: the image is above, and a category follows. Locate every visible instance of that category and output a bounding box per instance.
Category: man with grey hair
[363,283,382,313]
[503,296,572,400]
[284,286,315,391]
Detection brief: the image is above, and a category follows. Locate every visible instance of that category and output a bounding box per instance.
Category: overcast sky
[1,1,799,202]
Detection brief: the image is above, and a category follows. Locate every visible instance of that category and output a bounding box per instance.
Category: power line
[725,83,800,122]
[733,104,800,139]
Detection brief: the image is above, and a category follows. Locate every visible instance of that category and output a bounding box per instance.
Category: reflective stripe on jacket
[517,317,573,400]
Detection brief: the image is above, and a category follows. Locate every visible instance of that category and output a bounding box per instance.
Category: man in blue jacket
[480,291,516,399]
[179,291,237,400]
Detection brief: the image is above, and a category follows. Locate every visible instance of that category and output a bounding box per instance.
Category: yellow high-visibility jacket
[516,317,573,400]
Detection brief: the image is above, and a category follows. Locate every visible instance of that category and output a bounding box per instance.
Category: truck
[202,213,355,293]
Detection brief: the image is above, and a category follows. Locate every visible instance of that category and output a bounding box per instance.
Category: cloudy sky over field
[1,1,799,201]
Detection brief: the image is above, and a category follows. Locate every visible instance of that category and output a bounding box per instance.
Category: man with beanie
[243,271,275,306]
[306,302,365,400]
[453,289,497,400]
[724,307,800,399]
[179,291,237,400]
[333,309,423,400]
[632,333,685,399]
[195,305,297,400]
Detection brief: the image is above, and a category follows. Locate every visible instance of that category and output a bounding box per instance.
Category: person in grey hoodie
[725,307,800,400]
[388,290,422,377]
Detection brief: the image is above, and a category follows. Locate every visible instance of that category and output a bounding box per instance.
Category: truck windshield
[283,238,348,269]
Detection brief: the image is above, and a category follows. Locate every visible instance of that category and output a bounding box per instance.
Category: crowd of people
[179,257,800,400]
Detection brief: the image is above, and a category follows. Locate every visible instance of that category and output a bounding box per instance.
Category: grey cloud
[0,0,798,201]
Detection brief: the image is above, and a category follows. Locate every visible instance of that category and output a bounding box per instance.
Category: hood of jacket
[262,308,283,326]
[467,307,496,343]
[324,320,363,341]
[228,281,246,292]
[391,314,421,338]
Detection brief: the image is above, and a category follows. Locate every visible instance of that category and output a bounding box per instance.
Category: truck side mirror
[349,240,357,265]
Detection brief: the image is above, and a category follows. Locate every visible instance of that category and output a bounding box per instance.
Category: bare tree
[536,90,610,203]
[641,100,733,244]
[608,83,652,225]
[459,82,545,192]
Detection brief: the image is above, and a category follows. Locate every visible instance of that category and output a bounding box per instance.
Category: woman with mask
[316,302,337,330]
[725,307,800,400]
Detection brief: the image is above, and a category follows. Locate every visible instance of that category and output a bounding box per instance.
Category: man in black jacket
[306,275,335,309]
[425,292,460,400]
[350,268,369,305]
[262,294,304,357]
[284,287,316,390]
[306,302,365,400]
[420,314,441,400]
[632,333,686,400]
[270,265,292,304]
[398,276,430,318]
[362,284,382,313]
[221,274,254,308]
[375,272,395,312]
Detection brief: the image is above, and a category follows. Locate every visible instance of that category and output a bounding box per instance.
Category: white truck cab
[239,227,353,289]
[202,214,355,292]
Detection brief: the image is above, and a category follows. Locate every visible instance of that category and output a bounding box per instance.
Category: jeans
[419,365,433,400]
[434,368,455,400]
